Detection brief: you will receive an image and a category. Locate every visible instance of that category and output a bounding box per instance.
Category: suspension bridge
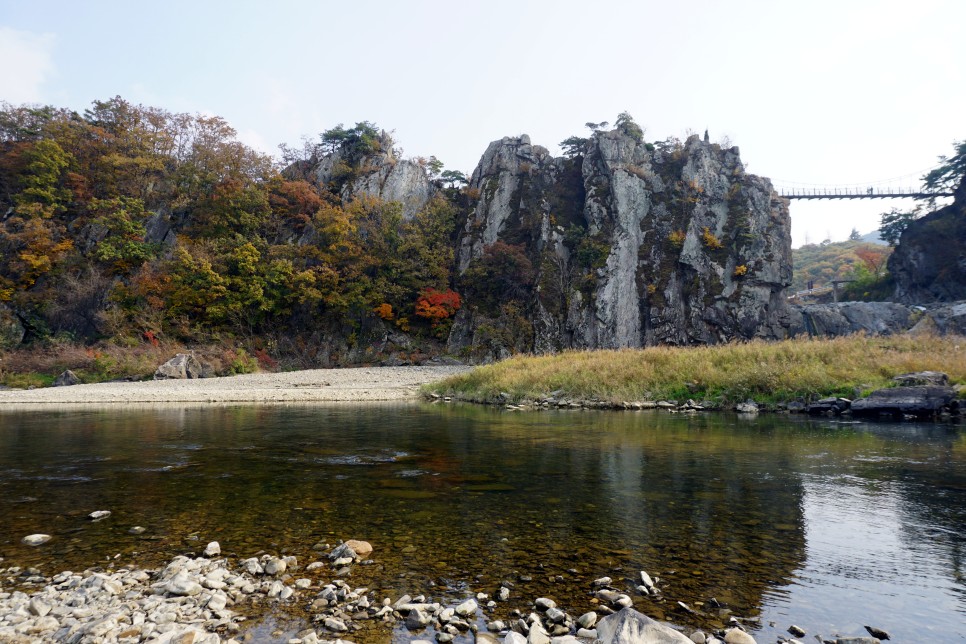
[777,186,954,200]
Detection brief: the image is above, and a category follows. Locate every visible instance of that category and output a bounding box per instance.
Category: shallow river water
[0,403,963,642]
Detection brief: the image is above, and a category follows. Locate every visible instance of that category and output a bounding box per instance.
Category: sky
[1,0,963,247]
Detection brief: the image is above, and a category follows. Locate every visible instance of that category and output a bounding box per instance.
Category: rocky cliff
[889,174,966,304]
[311,145,433,219]
[448,128,794,357]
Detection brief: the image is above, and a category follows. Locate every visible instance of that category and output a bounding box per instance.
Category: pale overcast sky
[1,0,963,246]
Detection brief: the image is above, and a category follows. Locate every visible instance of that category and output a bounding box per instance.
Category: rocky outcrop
[312,148,433,219]
[791,302,912,337]
[449,129,794,356]
[890,174,966,303]
[851,386,959,419]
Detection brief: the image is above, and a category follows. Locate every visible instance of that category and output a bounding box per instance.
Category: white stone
[264,557,286,575]
[165,571,202,596]
[596,607,693,643]
[723,629,757,644]
[204,542,221,557]
[455,598,478,617]
[21,534,51,546]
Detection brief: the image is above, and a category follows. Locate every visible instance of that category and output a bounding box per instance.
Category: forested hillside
[791,240,891,293]
[0,98,464,374]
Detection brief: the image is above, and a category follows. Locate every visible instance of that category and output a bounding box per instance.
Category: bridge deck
[778,187,953,200]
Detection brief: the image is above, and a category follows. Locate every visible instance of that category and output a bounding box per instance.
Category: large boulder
[154,353,203,380]
[851,386,959,419]
[53,370,81,387]
[595,607,694,644]
[0,302,25,349]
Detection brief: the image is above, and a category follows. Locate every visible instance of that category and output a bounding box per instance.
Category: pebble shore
[0,540,890,644]
[0,366,472,406]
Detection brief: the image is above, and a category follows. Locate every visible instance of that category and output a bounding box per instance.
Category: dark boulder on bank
[807,397,852,415]
[851,386,959,419]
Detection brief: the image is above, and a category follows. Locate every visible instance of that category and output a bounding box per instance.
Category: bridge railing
[776,186,954,200]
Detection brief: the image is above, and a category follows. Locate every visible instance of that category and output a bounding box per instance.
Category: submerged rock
[21,534,51,546]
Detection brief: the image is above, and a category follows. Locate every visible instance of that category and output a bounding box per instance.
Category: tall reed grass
[426,335,966,404]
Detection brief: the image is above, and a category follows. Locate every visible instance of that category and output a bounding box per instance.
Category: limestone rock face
[312,149,433,220]
[890,174,966,304]
[449,130,793,357]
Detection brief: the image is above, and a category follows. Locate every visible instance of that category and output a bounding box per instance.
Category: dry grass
[0,338,264,388]
[426,334,966,404]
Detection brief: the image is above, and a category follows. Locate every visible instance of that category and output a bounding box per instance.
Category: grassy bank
[424,335,966,406]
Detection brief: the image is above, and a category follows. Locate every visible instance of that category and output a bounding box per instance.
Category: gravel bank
[0,366,472,406]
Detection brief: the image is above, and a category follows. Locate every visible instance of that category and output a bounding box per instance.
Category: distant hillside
[860,230,886,245]
[791,240,892,293]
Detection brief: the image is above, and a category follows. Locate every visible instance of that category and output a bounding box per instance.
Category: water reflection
[0,404,963,641]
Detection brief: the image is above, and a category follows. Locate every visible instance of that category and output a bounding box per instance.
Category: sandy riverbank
[0,365,471,406]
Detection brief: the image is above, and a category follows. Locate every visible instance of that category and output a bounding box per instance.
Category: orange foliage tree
[414,288,461,325]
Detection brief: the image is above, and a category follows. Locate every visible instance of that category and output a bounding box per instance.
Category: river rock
[264,556,286,575]
[723,628,757,644]
[204,541,221,556]
[154,353,203,380]
[639,570,655,588]
[596,607,693,643]
[864,625,890,640]
[323,617,348,632]
[406,608,433,629]
[835,638,880,644]
[165,570,203,596]
[577,611,597,628]
[88,510,111,520]
[534,597,556,611]
[53,369,81,387]
[28,596,51,617]
[21,534,51,546]
[344,538,373,557]
[735,401,758,413]
[851,386,959,418]
[806,397,851,415]
[455,598,478,617]
[527,621,551,644]
[788,624,806,637]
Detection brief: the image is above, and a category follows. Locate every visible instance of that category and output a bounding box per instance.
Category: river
[0,403,963,642]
